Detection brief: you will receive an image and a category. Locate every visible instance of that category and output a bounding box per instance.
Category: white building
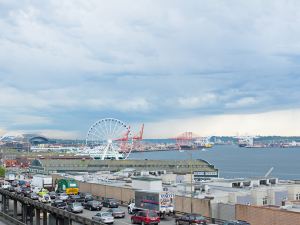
[190,177,300,207]
[131,177,162,191]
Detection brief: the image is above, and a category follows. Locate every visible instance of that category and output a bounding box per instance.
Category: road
[3,194,217,225]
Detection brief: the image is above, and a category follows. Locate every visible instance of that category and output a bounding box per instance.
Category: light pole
[180,150,193,213]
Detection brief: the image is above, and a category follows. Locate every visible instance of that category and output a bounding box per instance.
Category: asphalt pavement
[78,205,175,225]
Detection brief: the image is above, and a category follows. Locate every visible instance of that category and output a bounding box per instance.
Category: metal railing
[0,189,105,225]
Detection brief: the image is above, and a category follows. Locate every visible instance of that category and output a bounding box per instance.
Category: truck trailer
[56,178,79,195]
[128,190,175,217]
[31,175,53,190]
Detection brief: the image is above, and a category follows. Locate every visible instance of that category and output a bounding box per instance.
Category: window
[137,211,143,216]
[263,197,268,205]
[296,193,300,200]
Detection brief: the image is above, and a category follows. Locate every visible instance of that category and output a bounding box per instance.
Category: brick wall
[236,204,300,225]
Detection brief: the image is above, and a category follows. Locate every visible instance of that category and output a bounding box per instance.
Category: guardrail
[0,211,26,225]
[0,189,105,225]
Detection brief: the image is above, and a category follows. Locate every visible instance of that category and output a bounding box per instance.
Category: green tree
[0,166,5,178]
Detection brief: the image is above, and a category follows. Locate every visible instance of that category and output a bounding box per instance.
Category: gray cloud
[0,0,300,137]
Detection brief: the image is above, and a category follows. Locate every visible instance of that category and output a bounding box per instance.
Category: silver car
[92,212,114,224]
[58,193,69,201]
[67,202,83,213]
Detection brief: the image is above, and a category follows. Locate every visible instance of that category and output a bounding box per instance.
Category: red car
[131,210,160,225]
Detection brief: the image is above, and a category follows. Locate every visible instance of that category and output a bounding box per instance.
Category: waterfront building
[29,157,218,176]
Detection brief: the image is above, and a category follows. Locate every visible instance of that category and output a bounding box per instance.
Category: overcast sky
[1,0,300,139]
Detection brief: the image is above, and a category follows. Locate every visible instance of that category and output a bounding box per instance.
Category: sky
[1,0,300,139]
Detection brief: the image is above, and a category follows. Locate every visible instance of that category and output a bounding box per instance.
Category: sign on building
[193,171,218,181]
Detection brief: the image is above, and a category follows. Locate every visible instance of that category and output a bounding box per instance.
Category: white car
[31,186,41,193]
[92,212,114,224]
[58,193,69,201]
[39,194,51,203]
[1,183,11,190]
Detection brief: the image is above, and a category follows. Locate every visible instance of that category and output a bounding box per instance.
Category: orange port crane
[133,124,144,141]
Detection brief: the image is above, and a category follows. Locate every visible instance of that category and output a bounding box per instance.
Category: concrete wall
[236,204,300,225]
[52,174,211,215]
[287,185,300,201]
[175,195,211,217]
[212,203,235,221]
[274,190,288,206]
[52,174,133,202]
[77,181,135,203]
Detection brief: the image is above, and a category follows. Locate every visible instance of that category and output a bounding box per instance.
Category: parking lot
[76,205,176,225]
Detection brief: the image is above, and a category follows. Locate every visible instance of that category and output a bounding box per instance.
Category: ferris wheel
[86,118,133,160]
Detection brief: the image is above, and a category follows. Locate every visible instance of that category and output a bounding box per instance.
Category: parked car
[68,195,82,203]
[31,186,41,193]
[21,187,32,197]
[82,195,95,207]
[84,200,103,211]
[51,200,67,210]
[30,193,39,200]
[175,214,207,225]
[102,198,119,208]
[221,221,250,225]
[11,181,18,187]
[83,194,94,202]
[92,212,114,224]
[8,186,15,192]
[107,208,125,218]
[49,191,57,199]
[66,202,83,213]
[131,210,160,225]
[57,193,69,201]
[15,186,22,194]
[39,194,51,203]
[79,192,93,199]
[1,183,11,190]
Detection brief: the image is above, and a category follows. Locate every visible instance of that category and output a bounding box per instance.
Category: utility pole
[180,150,193,213]
[189,152,193,213]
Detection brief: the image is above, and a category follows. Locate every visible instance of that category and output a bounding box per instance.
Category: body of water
[129,145,300,180]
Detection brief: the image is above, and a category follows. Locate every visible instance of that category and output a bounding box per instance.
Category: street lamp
[179,150,193,213]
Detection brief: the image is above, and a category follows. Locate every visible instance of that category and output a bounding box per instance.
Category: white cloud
[38,129,81,139]
[178,93,217,109]
[144,108,300,138]
[225,97,258,108]
[11,115,52,126]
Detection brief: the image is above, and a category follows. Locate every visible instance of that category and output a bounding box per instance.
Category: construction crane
[133,124,144,151]
[133,124,144,141]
